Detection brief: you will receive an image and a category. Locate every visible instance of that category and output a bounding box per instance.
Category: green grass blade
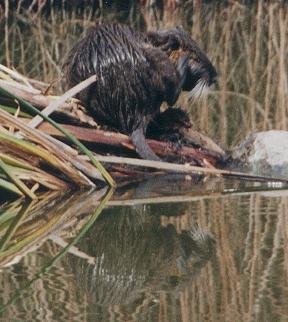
[0,201,33,251]
[0,104,32,118]
[0,178,23,196]
[0,159,36,200]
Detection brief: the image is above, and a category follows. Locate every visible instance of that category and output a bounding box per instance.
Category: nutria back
[65,24,180,132]
[64,23,217,160]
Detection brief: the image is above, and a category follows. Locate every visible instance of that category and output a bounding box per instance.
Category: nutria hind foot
[130,128,162,162]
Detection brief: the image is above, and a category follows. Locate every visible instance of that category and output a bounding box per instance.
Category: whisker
[188,80,209,101]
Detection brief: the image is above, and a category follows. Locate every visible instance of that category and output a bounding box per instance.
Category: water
[0,177,287,322]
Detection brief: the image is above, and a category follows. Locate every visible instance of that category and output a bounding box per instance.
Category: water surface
[0,177,287,322]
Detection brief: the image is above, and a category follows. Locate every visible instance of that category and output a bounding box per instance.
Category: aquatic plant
[0,67,115,198]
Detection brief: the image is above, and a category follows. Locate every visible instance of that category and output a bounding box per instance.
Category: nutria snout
[148,26,218,96]
[64,23,217,161]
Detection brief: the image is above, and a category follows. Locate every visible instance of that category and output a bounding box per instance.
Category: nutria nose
[209,70,218,86]
[210,74,218,85]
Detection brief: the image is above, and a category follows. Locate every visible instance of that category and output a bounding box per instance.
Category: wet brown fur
[64,23,217,161]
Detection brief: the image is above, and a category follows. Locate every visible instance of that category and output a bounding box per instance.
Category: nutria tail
[130,128,161,161]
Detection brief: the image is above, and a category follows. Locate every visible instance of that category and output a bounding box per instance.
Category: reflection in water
[0,188,108,267]
[0,180,287,322]
[68,206,215,308]
[0,188,111,318]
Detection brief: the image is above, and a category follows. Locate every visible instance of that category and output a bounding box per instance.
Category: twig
[0,64,34,89]
[80,154,288,184]
[28,75,97,128]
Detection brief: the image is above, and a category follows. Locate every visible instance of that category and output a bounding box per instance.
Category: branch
[38,122,225,167]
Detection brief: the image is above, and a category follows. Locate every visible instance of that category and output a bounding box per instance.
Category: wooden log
[37,122,226,167]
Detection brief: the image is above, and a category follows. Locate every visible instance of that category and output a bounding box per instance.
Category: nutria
[64,23,217,161]
[146,107,192,141]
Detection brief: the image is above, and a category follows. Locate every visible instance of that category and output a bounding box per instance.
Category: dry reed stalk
[263,5,275,131]
[0,85,114,186]
[0,99,110,196]
[0,116,95,186]
[0,157,36,199]
[192,0,202,40]
[36,18,48,80]
[4,0,10,68]
[216,6,231,144]
[28,75,97,128]
[249,0,263,130]
[277,7,287,130]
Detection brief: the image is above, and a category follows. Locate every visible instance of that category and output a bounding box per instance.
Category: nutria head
[159,26,218,98]
[152,107,192,131]
[146,107,192,141]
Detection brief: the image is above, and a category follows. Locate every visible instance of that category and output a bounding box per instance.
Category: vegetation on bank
[0,66,116,199]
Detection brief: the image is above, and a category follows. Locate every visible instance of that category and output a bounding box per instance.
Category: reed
[2,2,286,149]
[184,2,288,147]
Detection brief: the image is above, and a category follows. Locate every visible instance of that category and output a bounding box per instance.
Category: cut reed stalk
[28,75,97,128]
[0,86,115,187]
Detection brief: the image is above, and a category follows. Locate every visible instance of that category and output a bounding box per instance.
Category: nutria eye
[190,53,199,63]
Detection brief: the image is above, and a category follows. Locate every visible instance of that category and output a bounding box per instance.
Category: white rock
[232,130,288,177]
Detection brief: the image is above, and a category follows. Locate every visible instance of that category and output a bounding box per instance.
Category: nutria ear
[176,25,184,31]
[160,34,181,51]
[147,30,181,51]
